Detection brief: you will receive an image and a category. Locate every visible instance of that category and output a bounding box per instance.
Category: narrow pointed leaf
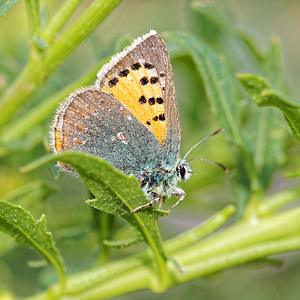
[0,200,65,286]
[164,31,242,146]
[22,152,169,262]
[0,0,20,19]
[238,43,285,190]
[238,73,300,141]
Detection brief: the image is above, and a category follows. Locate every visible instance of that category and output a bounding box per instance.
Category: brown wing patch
[102,60,166,144]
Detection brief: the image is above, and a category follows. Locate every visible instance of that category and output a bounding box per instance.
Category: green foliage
[0,0,20,18]
[164,31,240,145]
[238,73,300,141]
[0,200,66,288]
[0,1,300,299]
[22,151,171,288]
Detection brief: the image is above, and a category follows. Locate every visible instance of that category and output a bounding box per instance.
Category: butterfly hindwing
[52,88,163,176]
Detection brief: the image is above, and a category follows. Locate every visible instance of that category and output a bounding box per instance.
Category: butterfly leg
[158,196,166,209]
[169,188,186,210]
[131,193,161,213]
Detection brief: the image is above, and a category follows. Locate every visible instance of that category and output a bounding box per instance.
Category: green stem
[97,211,112,264]
[25,0,40,40]
[258,184,300,216]
[175,205,300,265]
[27,205,300,300]
[165,205,235,253]
[0,58,109,142]
[26,204,235,298]
[41,0,83,44]
[133,213,170,292]
[0,0,123,129]
[178,236,300,282]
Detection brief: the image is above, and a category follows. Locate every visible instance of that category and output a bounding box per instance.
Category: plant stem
[0,0,123,129]
[165,205,235,253]
[178,236,300,282]
[25,0,40,41]
[27,205,300,300]
[258,184,300,216]
[40,0,83,44]
[0,58,108,142]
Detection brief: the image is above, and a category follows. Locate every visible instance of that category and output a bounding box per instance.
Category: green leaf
[3,180,56,205]
[262,36,284,88]
[236,31,264,63]
[164,31,242,146]
[191,1,264,64]
[238,73,300,141]
[0,0,20,19]
[0,200,66,287]
[241,39,284,189]
[22,152,171,286]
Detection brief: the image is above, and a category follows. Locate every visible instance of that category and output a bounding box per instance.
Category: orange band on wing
[102,61,167,144]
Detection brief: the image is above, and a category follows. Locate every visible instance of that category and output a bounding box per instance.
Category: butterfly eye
[178,165,186,179]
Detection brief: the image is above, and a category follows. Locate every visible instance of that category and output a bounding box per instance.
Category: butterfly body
[52,30,193,211]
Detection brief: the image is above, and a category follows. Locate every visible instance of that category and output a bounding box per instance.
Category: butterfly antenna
[182,128,224,161]
[185,158,229,173]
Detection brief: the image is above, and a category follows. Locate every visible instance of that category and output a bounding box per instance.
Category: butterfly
[51,30,226,213]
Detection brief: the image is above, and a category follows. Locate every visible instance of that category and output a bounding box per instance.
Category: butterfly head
[176,160,193,182]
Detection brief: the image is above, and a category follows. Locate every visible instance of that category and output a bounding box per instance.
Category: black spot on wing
[159,113,165,121]
[119,69,129,77]
[108,77,118,87]
[140,76,149,85]
[148,97,155,105]
[144,62,154,69]
[150,77,159,84]
[139,95,146,104]
[131,62,141,70]
[156,97,163,104]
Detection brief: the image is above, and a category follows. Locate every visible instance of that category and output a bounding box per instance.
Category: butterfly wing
[52,30,180,176]
[96,30,181,168]
[52,88,163,177]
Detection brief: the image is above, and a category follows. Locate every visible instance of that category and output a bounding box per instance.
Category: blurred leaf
[103,237,137,249]
[0,180,55,257]
[0,200,66,286]
[0,0,20,19]
[262,36,284,88]
[191,1,264,64]
[164,31,242,146]
[236,31,264,63]
[115,34,133,53]
[3,180,56,206]
[238,73,300,141]
[190,1,229,31]
[22,152,169,262]
[238,38,285,190]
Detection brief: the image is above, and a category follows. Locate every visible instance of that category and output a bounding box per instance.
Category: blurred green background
[0,0,300,299]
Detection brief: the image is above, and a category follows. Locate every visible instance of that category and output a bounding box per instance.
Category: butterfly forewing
[96,31,181,160]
